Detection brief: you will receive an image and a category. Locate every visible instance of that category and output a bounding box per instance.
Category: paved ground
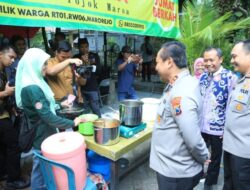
[0,77,224,190]
[119,161,224,190]
[102,89,224,190]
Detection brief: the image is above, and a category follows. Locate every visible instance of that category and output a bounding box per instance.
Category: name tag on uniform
[240,89,248,94]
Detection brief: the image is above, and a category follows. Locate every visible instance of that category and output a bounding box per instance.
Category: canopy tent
[0,26,39,38]
[0,0,180,39]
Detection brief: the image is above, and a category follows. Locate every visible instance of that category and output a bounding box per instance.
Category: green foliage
[179,0,250,72]
[213,0,235,16]
[30,30,45,49]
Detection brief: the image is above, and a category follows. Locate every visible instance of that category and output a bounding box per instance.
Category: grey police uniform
[223,76,250,158]
[150,70,209,178]
[222,76,250,190]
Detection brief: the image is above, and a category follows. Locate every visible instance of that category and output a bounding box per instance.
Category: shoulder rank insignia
[171,97,182,116]
[237,95,244,101]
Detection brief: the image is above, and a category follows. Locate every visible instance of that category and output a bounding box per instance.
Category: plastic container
[87,150,111,182]
[141,98,160,122]
[41,132,87,190]
[78,114,99,135]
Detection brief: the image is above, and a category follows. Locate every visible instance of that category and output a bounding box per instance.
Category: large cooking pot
[119,99,144,126]
[93,118,120,146]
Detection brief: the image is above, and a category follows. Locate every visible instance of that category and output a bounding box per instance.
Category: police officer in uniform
[150,41,210,190]
[223,39,250,190]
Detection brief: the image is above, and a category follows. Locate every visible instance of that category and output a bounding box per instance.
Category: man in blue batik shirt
[116,45,142,101]
[199,47,238,190]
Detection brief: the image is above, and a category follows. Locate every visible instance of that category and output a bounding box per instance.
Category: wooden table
[83,121,154,190]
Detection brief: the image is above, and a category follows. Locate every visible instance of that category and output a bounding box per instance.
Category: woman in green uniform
[15,48,83,190]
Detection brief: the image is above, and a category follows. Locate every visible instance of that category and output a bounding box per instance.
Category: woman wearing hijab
[193,57,205,79]
[15,48,83,190]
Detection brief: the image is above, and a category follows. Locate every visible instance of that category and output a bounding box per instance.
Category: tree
[179,0,250,71]
[213,0,235,16]
[214,0,250,16]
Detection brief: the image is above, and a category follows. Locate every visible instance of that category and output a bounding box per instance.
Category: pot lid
[41,132,85,158]
[119,99,144,107]
[141,98,160,104]
[57,106,85,114]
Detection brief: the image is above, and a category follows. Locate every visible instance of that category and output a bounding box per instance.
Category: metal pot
[93,118,120,146]
[119,99,144,126]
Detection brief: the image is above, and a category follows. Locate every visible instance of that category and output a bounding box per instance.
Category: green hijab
[15,48,56,113]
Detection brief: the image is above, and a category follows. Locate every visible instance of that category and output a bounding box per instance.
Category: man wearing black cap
[116,45,142,101]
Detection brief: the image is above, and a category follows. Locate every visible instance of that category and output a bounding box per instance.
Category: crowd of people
[0,34,83,189]
[1,32,250,190]
[0,32,147,189]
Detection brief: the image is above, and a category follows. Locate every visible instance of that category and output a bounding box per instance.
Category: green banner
[0,0,180,38]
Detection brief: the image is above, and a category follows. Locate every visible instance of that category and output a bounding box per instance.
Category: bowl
[78,114,99,135]
[56,106,89,119]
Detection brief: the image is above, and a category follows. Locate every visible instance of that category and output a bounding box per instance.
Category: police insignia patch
[171,97,182,116]
[235,103,243,111]
[243,84,249,90]
[35,102,43,110]
[237,95,244,101]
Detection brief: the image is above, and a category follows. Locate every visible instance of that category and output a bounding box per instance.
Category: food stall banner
[0,0,180,38]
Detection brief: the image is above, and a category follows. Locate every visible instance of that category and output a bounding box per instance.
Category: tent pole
[26,28,30,48]
[42,27,49,53]
[104,32,107,69]
[133,37,136,53]
[55,28,61,33]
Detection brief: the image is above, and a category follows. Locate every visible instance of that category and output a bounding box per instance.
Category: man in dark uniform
[74,38,101,117]
[0,43,29,189]
[140,36,154,82]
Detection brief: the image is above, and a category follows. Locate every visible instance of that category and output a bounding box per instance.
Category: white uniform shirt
[223,76,250,159]
[150,70,209,178]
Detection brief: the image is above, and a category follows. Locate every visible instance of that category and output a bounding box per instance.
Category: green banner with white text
[0,0,180,38]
